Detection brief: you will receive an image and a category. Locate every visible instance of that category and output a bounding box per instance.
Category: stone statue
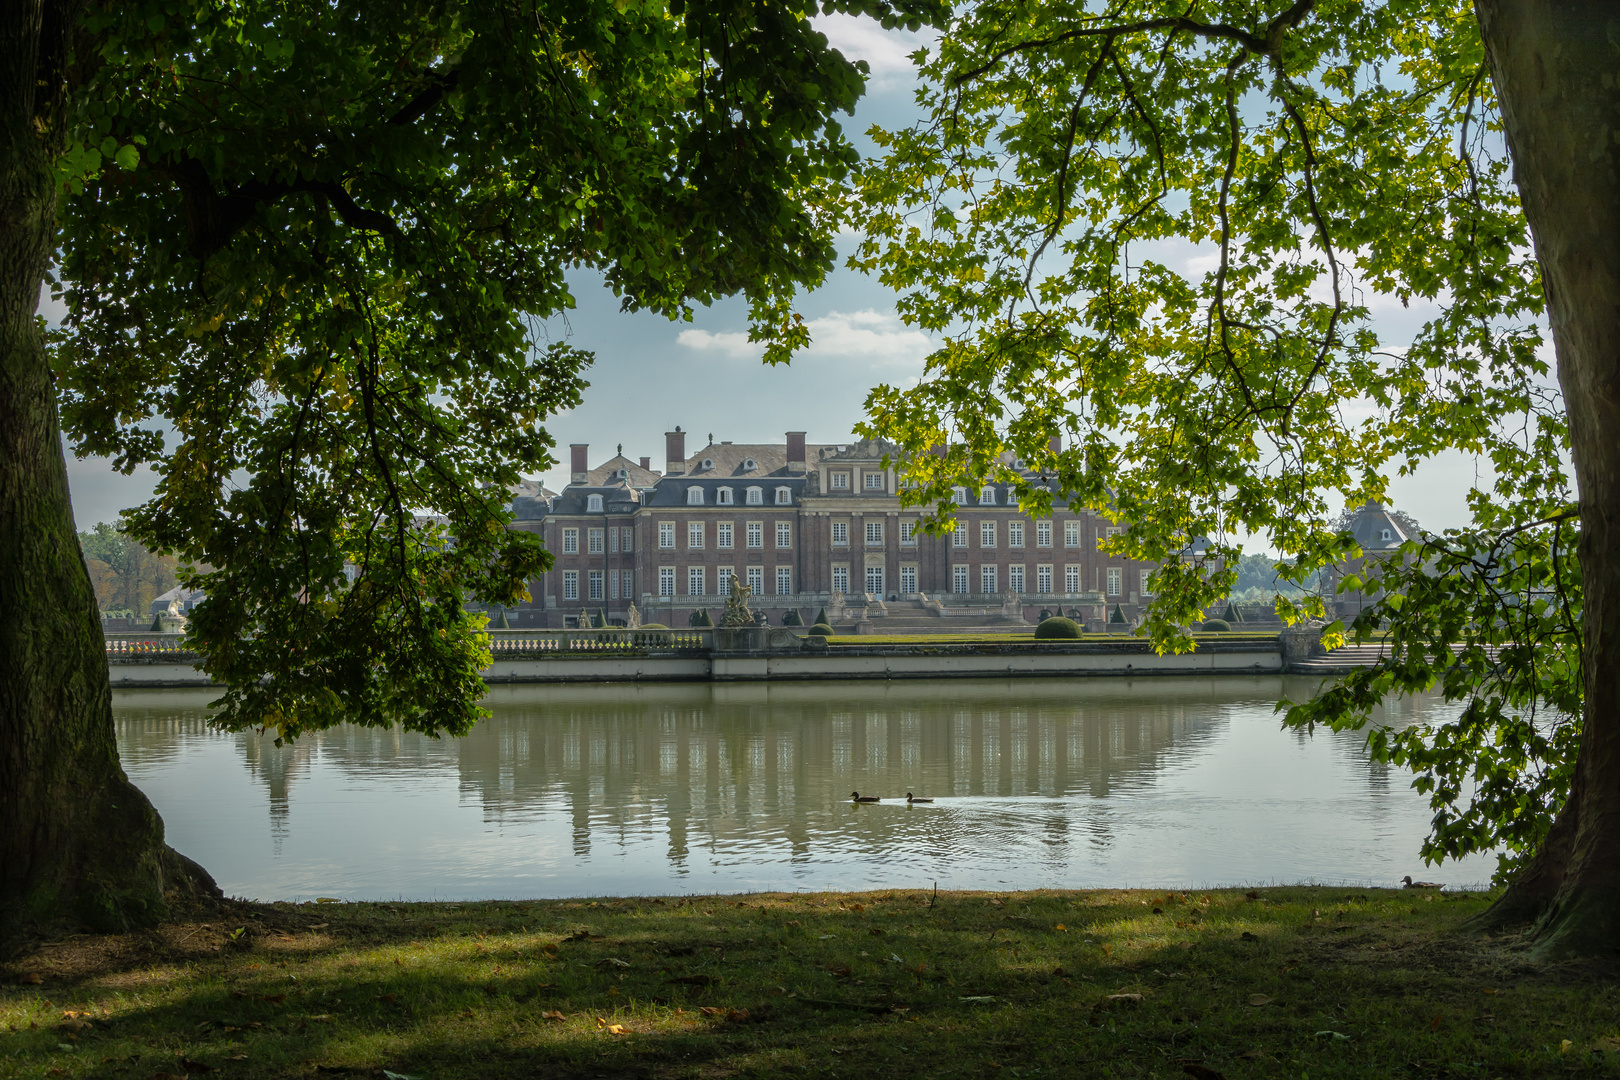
[625,602,641,629]
[719,576,755,627]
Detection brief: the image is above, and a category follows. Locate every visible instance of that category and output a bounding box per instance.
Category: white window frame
[775,521,792,549]
[1065,565,1080,594]
[746,487,763,506]
[900,521,916,545]
[688,522,705,549]
[563,569,578,600]
[587,494,603,512]
[832,565,850,592]
[953,565,969,593]
[622,527,634,552]
[746,521,763,549]
[1009,521,1024,547]
[865,520,883,546]
[588,569,603,601]
[981,521,996,548]
[953,521,968,548]
[1107,567,1122,596]
[621,569,634,598]
[979,487,997,505]
[1009,564,1025,593]
[864,472,885,490]
[775,487,792,506]
[952,486,968,505]
[717,566,734,595]
[776,566,792,595]
[830,472,850,490]
[1141,569,1154,596]
[658,522,675,549]
[688,566,706,596]
[562,528,579,554]
[1037,565,1053,594]
[609,570,619,600]
[659,566,675,597]
[899,565,917,594]
[717,487,734,506]
[609,527,619,554]
[981,565,997,594]
[588,528,604,554]
[1036,520,1052,547]
[746,566,764,595]
[865,565,885,595]
[1064,520,1080,548]
[831,521,849,547]
[686,486,704,506]
[716,522,733,549]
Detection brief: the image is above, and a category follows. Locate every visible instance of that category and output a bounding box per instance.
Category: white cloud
[813,13,932,87]
[678,308,935,369]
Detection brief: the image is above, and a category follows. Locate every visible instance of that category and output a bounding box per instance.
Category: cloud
[814,13,933,86]
[678,309,935,369]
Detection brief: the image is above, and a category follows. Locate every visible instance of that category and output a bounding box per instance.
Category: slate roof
[818,437,902,462]
[548,483,642,516]
[674,440,837,478]
[1347,501,1419,552]
[586,453,662,487]
[644,474,809,507]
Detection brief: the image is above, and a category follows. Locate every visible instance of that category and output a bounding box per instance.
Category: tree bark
[0,0,217,949]
[1476,0,1620,957]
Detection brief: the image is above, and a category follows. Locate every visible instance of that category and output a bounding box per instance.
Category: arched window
[746,487,763,505]
[775,487,792,505]
[717,487,734,505]
[1380,528,1391,541]
[742,458,757,471]
[979,487,997,505]
[701,457,715,471]
[952,486,968,505]
[687,486,704,506]
[587,494,603,512]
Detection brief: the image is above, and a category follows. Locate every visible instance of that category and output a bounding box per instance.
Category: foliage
[688,609,714,628]
[845,0,1571,876]
[638,623,669,629]
[809,622,836,636]
[48,0,944,742]
[1034,615,1081,639]
[76,521,180,614]
[782,609,804,626]
[1201,619,1231,633]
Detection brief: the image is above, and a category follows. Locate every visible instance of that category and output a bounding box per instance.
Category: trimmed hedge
[638,623,669,629]
[1034,616,1082,640]
[689,609,714,627]
[808,623,835,637]
[1201,618,1231,632]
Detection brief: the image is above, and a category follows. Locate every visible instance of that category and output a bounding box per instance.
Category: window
[687,522,704,549]
[742,458,757,471]
[776,566,792,595]
[588,528,604,554]
[1141,569,1153,596]
[659,566,675,597]
[1036,520,1052,547]
[621,569,634,598]
[587,494,603,512]
[1065,565,1080,594]
[717,522,733,549]
[866,521,883,546]
[981,565,998,593]
[701,458,714,470]
[746,566,764,594]
[1064,520,1080,548]
[775,487,792,506]
[900,565,917,594]
[900,521,916,544]
[717,567,734,595]
[831,472,850,490]
[981,521,997,548]
[1009,565,1025,593]
[979,487,997,505]
[746,487,763,505]
[687,486,704,505]
[563,570,578,600]
[865,565,885,595]
[864,472,885,490]
[1037,565,1053,594]
[689,566,706,596]
[658,522,675,549]
[562,528,579,554]
[609,527,618,554]
[953,521,968,548]
[831,522,849,546]
[1009,521,1024,547]
[952,486,968,505]
[776,521,793,549]
[622,527,634,552]
[589,570,603,600]
[832,565,850,592]
[746,521,763,548]
[953,565,969,593]
[1381,528,1392,541]
[1107,567,1122,596]
[717,487,734,506]
[610,570,618,600]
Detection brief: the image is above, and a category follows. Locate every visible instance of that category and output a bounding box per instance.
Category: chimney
[1048,434,1062,456]
[639,456,651,471]
[665,427,686,475]
[570,443,589,484]
[786,431,807,473]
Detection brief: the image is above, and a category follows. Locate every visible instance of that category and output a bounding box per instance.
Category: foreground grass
[3,887,1615,1079]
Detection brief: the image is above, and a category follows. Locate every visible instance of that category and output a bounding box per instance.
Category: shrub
[1109,603,1127,624]
[814,607,828,626]
[1034,616,1081,639]
[1201,618,1231,632]
[1037,608,1053,621]
[689,609,714,627]
[782,609,804,626]
[638,622,668,629]
[809,623,835,637]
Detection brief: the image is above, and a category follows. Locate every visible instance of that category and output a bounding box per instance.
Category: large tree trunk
[0,0,217,949]
[1477,0,1620,957]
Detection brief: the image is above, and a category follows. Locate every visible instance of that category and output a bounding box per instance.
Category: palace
[505,429,1165,630]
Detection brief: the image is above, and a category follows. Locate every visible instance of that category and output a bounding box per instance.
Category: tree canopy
[843,0,1607,948]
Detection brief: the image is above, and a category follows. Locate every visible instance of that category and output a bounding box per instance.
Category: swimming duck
[1402,875,1443,889]
[905,793,934,803]
[850,791,882,802]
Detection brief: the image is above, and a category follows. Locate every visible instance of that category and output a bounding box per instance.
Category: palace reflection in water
[113,677,1492,900]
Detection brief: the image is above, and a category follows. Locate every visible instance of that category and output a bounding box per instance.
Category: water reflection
[113,677,1494,900]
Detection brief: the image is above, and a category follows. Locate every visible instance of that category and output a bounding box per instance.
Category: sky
[55,16,1504,552]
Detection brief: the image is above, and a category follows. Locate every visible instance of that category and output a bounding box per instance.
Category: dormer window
[717,487,734,505]
[701,457,715,471]
[1381,528,1392,541]
[587,494,604,512]
[952,486,968,505]
[614,468,628,481]
[979,487,997,505]
[742,458,756,471]
[830,472,850,490]
[775,487,792,505]
[746,487,763,505]
[686,486,704,506]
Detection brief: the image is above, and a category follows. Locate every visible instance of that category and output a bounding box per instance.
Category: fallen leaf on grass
[1561,1040,1574,1055]
[594,957,631,968]
[826,965,852,978]
[541,1011,567,1021]
[1248,995,1272,1007]
[1107,993,1143,1004]
[605,1024,631,1035]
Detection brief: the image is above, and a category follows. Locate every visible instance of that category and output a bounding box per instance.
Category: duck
[850,791,882,802]
[1402,875,1443,889]
[905,792,934,803]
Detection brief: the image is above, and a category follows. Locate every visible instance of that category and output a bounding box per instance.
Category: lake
[114,676,1495,901]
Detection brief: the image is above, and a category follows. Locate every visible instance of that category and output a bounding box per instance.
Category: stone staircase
[835,598,1029,635]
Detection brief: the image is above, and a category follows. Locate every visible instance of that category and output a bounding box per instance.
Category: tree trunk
[1476,0,1620,957]
[0,0,217,949]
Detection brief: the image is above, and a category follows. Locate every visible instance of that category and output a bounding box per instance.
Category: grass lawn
[4,887,1613,1080]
